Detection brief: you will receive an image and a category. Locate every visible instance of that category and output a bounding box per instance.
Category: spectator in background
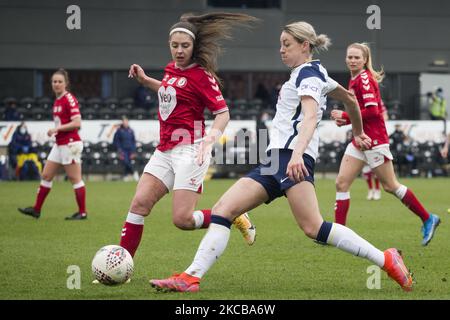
[428,88,447,134]
[8,122,42,180]
[5,100,20,121]
[134,84,154,109]
[8,122,32,170]
[389,124,408,176]
[113,116,139,181]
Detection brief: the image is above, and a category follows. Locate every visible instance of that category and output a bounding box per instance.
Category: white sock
[41,180,53,188]
[394,185,407,200]
[192,210,204,229]
[336,192,350,200]
[126,212,145,225]
[72,180,85,189]
[327,223,385,267]
[185,223,231,278]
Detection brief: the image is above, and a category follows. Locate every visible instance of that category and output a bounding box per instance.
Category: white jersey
[267,60,338,160]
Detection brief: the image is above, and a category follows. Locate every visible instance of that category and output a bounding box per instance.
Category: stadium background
[1,0,450,301]
[1,0,449,180]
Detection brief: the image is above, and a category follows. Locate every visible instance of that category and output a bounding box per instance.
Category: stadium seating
[1,96,280,120]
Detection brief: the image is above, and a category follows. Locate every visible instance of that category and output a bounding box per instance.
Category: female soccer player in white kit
[118,13,258,261]
[150,22,414,293]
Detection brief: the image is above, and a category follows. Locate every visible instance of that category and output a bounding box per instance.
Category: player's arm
[328,85,364,135]
[47,116,81,137]
[196,110,229,165]
[328,84,371,150]
[128,64,161,92]
[286,96,317,182]
[205,111,230,145]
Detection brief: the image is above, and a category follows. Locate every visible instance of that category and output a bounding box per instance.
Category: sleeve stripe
[212,107,229,115]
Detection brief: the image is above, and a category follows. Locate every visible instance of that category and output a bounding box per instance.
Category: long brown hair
[169,12,258,85]
[347,42,384,83]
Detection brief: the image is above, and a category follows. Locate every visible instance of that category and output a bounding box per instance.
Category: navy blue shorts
[246,149,315,204]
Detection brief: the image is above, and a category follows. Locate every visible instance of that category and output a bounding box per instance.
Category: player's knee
[41,172,53,182]
[382,183,397,194]
[335,176,349,192]
[212,200,238,221]
[172,214,194,230]
[130,195,154,216]
[67,175,81,184]
[300,223,319,239]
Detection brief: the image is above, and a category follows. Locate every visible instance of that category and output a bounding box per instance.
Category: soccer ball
[91,245,134,285]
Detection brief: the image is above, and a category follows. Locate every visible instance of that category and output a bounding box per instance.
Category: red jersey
[53,92,81,145]
[348,70,389,149]
[157,62,228,152]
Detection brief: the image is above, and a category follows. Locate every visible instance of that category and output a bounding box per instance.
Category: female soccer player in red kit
[120,13,258,259]
[331,43,440,246]
[19,69,87,220]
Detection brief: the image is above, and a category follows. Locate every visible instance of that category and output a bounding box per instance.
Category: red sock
[33,183,52,212]
[374,176,380,190]
[335,193,350,225]
[74,184,86,214]
[200,209,212,228]
[120,221,144,257]
[401,189,430,222]
[363,172,373,189]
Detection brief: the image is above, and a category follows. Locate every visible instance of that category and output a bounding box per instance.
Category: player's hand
[331,109,344,120]
[128,64,147,83]
[47,128,58,137]
[286,152,309,183]
[196,139,213,166]
[354,132,372,151]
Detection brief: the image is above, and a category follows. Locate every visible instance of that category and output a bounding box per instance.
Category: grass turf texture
[0,178,449,299]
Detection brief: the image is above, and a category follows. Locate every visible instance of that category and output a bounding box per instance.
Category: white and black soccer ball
[91,245,134,285]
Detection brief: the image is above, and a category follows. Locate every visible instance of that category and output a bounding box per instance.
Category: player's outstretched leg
[315,221,414,291]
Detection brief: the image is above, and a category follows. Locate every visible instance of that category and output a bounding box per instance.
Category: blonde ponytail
[284,21,331,54]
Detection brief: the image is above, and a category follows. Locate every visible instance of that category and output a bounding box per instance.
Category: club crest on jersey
[167,77,177,85]
[176,77,187,88]
[158,86,177,121]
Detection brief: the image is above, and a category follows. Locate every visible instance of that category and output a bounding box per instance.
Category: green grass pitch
[0,178,449,300]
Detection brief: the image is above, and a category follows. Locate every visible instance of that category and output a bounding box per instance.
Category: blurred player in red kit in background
[19,69,87,220]
[331,43,440,246]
